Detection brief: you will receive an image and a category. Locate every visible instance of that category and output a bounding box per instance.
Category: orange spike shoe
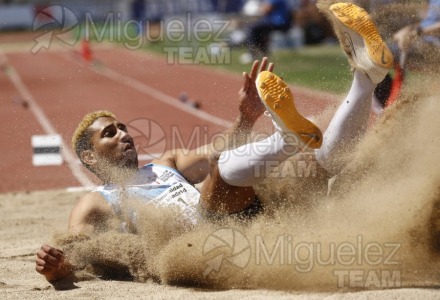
[329,2,393,84]
[256,71,323,149]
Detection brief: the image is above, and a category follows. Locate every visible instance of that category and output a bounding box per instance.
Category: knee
[218,151,259,187]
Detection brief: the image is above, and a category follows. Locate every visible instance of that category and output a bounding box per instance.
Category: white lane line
[59,53,233,128]
[66,186,94,193]
[0,50,95,188]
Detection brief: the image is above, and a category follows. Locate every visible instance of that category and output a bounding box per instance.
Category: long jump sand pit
[2,84,440,297]
[2,81,440,298]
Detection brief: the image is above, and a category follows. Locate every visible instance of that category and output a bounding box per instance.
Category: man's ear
[80,150,97,166]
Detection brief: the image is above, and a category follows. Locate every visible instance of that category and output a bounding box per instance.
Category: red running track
[0,45,337,193]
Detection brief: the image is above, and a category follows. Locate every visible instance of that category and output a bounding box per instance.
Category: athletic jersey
[93,163,201,225]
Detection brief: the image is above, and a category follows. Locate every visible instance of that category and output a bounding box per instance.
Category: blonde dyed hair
[72,110,116,160]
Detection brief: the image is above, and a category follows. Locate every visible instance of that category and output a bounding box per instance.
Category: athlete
[35,2,393,284]
[35,57,277,284]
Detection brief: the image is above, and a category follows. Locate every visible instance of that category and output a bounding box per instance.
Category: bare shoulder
[68,191,114,235]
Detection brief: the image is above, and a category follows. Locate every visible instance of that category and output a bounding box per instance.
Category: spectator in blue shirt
[245,0,292,59]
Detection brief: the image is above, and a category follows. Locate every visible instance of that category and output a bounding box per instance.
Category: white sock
[315,70,375,175]
[218,131,300,187]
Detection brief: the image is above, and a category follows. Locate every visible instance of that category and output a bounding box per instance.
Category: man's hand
[36,244,72,282]
[238,57,274,124]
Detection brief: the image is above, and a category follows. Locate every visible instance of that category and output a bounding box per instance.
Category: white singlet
[93,163,201,224]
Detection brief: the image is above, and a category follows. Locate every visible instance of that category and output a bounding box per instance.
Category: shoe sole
[330,3,393,83]
[256,71,323,149]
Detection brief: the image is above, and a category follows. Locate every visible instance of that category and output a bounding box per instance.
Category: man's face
[87,117,138,169]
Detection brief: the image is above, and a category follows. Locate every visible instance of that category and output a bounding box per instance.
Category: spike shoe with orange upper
[256,71,323,149]
[328,2,394,84]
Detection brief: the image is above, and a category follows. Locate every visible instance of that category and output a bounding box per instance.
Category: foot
[256,71,323,149]
[329,3,393,84]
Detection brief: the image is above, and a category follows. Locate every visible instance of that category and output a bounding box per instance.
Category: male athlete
[36,2,393,283]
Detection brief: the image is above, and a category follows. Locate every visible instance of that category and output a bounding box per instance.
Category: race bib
[154,182,201,224]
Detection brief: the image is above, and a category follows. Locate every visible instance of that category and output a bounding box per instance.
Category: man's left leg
[215,71,322,188]
[199,72,323,219]
[199,77,314,217]
[200,153,257,215]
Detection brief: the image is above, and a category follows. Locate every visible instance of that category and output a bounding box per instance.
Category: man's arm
[67,191,113,235]
[217,57,274,149]
[35,192,113,282]
[152,58,274,184]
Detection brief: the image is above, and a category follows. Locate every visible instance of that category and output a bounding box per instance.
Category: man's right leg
[315,70,376,175]
[315,2,394,175]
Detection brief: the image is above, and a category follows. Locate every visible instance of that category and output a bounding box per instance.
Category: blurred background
[0,0,430,193]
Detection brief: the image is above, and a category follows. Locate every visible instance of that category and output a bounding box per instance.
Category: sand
[1,189,439,299]
[2,1,440,298]
[2,78,440,298]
